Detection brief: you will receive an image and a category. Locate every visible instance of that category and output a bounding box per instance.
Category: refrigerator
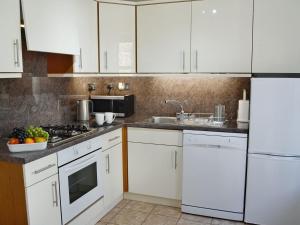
[245,78,300,225]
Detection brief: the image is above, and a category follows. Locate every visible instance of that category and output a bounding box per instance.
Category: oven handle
[64,155,97,174]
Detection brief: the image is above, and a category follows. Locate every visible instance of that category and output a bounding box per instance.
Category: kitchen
[0,0,299,225]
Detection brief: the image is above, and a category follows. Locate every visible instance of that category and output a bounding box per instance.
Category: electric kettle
[77,100,93,121]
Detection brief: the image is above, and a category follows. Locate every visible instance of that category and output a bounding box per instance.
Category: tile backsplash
[0,76,250,136]
[0,35,250,135]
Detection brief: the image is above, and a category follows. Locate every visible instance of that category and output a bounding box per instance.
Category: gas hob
[42,125,96,147]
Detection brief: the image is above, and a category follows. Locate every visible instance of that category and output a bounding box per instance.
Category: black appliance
[91,95,134,118]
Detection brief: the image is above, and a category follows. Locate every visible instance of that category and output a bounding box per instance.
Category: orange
[25,138,35,144]
[9,138,20,144]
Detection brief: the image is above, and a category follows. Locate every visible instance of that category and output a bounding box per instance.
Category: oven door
[59,150,103,224]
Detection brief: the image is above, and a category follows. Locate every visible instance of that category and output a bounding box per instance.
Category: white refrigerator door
[245,154,300,225]
[249,78,300,156]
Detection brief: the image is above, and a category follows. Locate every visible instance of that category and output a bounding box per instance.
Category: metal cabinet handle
[108,136,120,142]
[195,50,198,72]
[182,51,186,72]
[189,144,221,149]
[104,51,108,71]
[32,164,56,175]
[106,154,110,174]
[52,181,58,207]
[13,39,20,67]
[174,151,178,170]
[79,48,83,69]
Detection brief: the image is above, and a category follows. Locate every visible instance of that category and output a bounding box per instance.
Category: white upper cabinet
[252,0,300,73]
[99,3,136,73]
[0,0,23,73]
[73,0,99,73]
[137,2,191,73]
[21,0,79,55]
[191,0,253,73]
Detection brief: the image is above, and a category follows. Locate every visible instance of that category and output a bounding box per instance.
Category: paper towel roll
[237,100,249,122]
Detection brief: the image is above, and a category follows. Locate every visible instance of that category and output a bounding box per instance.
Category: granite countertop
[122,115,249,134]
[0,115,248,164]
[0,124,123,164]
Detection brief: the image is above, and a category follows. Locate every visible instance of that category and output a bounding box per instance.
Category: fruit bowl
[7,141,48,153]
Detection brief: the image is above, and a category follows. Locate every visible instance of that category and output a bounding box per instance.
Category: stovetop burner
[42,124,96,147]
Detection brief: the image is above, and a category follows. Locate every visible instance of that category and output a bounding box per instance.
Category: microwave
[91,95,134,118]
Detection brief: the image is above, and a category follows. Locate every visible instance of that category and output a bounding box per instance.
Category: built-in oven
[58,138,103,224]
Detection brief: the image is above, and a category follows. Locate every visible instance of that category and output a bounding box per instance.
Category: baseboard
[124,192,181,208]
[181,204,243,221]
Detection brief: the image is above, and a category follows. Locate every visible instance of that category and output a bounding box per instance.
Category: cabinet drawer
[100,128,122,151]
[128,128,183,146]
[23,153,58,187]
[90,136,102,151]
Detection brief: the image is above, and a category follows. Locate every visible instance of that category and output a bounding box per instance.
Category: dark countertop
[0,124,123,164]
[123,115,249,134]
[0,115,248,164]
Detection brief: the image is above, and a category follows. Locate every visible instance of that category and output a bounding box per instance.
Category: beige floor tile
[100,207,122,223]
[177,218,210,225]
[180,214,212,224]
[152,205,181,219]
[96,222,106,225]
[143,214,178,225]
[211,218,245,225]
[125,201,155,213]
[111,208,149,225]
[116,199,132,209]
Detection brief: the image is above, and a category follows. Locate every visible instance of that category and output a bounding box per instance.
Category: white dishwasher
[182,130,248,221]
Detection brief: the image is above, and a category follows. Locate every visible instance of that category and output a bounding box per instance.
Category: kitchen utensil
[214,104,225,122]
[95,113,105,126]
[77,100,93,122]
[105,112,116,124]
[7,141,47,152]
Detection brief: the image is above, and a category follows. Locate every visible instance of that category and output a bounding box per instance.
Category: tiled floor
[96,200,247,225]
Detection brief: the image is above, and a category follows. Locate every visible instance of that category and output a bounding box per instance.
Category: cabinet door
[191,0,252,73]
[99,3,136,73]
[102,143,123,208]
[252,0,300,73]
[26,174,61,225]
[137,2,191,73]
[73,0,98,73]
[21,0,79,55]
[0,0,23,72]
[128,142,182,200]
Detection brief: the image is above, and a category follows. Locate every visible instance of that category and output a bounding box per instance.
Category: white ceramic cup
[95,113,105,126]
[105,112,116,124]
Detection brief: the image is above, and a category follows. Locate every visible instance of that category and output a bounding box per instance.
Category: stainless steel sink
[151,116,178,124]
[148,115,225,127]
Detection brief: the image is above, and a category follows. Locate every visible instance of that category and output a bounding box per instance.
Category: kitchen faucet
[165,99,187,120]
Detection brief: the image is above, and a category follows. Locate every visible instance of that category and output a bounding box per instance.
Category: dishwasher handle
[184,143,244,151]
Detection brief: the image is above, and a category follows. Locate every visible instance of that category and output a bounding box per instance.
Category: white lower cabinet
[102,142,123,209]
[128,128,183,200]
[25,174,61,225]
[128,142,182,200]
